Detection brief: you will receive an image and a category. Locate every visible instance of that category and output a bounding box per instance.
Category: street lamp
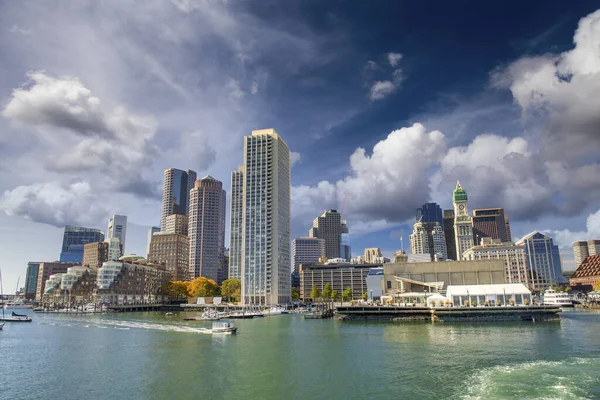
[466,289,470,307]
[503,288,506,306]
[370,290,373,302]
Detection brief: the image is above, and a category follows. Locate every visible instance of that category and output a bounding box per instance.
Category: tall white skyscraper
[188,176,227,283]
[231,129,291,305]
[453,181,474,260]
[107,215,127,253]
[229,166,245,280]
[410,221,447,261]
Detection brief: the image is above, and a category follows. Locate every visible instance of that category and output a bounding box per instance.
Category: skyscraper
[165,214,189,236]
[25,262,41,300]
[573,241,590,269]
[409,221,447,261]
[60,226,105,263]
[308,210,348,260]
[107,215,127,253]
[146,226,160,257]
[293,237,325,274]
[148,232,189,281]
[160,168,197,232]
[453,182,474,260]
[229,167,245,280]
[232,129,291,305]
[443,209,457,260]
[188,176,226,283]
[472,208,509,244]
[516,232,564,291]
[416,202,444,226]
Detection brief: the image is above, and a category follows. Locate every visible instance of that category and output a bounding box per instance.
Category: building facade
[236,129,291,305]
[146,226,160,257]
[472,208,510,244]
[453,182,474,260]
[107,215,127,253]
[82,241,109,268]
[160,168,197,232]
[148,233,190,281]
[464,238,529,287]
[416,202,444,226]
[409,221,447,261]
[443,209,457,260]
[308,210,348,260]
[228,166,245,280]
[165,214,189,236]
[36,262,76,300]
[516,232,564,291]
[364,248,383,264]
[300,262,381,301]
[25,262,41,300]
[188,176,227,283]
[293,237,325,274]
[60,226,105,263]
[569,254,600,292]
[573,239,600,269]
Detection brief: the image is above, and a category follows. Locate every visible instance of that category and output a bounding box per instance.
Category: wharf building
[107,215,127,253]
[410,220,447,261]
[452,182,474,260]
[60,226,105,263]
[42,266,97,304]
[229,129,291,305]
[569,254,600,291]
[25,262,41,300]
[516,232,564,291]
[463,238,529,286]
[308,210,349,260]
[299,261,382,301]
[573,239,600,269]
[160,168,197,232]
[472,208,511,244]
[443,209,457,260]
[148,232,190,281]
[36,262,76,301]
[188,176,227,283]
[293,237,325,274]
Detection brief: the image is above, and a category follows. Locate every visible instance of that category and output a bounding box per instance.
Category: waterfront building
[453,182,474,260]
[573,239,600,269]
[36,262,76,300]
[463,238,529,286]
[106,237,123,261]
[146,226,160,257]
[25,262,41,300]
[160,168,197,232]
[516,232,564,291]
[233,129,291,305]
[293,237,325,274]
[299,262,382,301]
[165,214,189,236]
[472,208,510,244]
[588,240,600,256]
[443,209,457,260]
[60,226,105,263]
[82,241,109,268]
[43,274,65,298]
[416,203,444,227]
[188,176,227,283]
[569,254,600,292]
[148,233,189,281]
[364,248,383,264]
[107,215,127,253]
[410,221,447,261]
[445,283,532,307]
[95,256,169,305]
[365,267,384,301]
[309,210,349,260]
[383,259,506,295]
[228,166,244,280]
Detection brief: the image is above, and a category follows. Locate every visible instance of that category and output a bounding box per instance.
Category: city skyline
[2,2,600,290]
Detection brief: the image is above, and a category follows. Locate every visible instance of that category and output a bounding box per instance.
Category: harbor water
[1,309,600,399]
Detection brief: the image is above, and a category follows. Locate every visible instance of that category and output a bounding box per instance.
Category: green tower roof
[452,181,468,202]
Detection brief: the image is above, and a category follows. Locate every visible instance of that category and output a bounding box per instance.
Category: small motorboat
[165,312,173,317]
[212,321,237,334]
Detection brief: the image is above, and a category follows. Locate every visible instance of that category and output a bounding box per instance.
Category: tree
[342,287,353,303]
[310,286,321,303]
[189,277,220,298]
[323,283,333,305]
[330,290,338,306]
[594,280,600,291]
[221,278,241,302]
[161,281,190,299]
[291,287,301,302]
[362,292,368,301]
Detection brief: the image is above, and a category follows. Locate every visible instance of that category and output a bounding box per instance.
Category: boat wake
[39,317,212,334]
[455,357,600,400]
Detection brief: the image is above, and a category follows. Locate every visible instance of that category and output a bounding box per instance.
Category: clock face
[459,204,465,211]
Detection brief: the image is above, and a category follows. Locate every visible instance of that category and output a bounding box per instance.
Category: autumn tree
[161,281,191,299]
[594,280,600,291]
[221,278,241,302]
[189,277,220,297]
[362,292,368,301]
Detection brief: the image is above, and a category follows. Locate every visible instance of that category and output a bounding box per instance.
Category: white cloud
[8,25,32,35]
[290,151,302,167]
[251,80,259,95]
[369,80,397,100]
[225,78,245,99]
[545,208,600,256]
[387,52,402,67]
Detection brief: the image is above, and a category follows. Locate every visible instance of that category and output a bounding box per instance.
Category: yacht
[212,321,237,334]
[263,306,289,316]
[543,288,574,307]
[3,301,33,310]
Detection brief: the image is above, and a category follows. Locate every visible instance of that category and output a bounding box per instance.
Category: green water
[1,310,600,399]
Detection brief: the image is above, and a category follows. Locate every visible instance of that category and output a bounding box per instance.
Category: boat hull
[212,327,237,334]
[0,317,32,322]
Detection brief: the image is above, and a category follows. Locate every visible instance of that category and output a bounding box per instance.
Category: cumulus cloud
[0,181,110,227]
[387,52,402,67]
[226,78,245,99]
[369,80,396,100]
[251,80,259,95]
[290,151,302,167]
[545,208,600,253]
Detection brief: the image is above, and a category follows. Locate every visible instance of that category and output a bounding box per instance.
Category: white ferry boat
[212,321,237,334]
[543,288,574,307]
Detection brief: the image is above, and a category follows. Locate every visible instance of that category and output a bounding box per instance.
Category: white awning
[446,284,530,297]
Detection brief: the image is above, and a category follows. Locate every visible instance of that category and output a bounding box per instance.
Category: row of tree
[161,277,241,302]
[309,284,365,304]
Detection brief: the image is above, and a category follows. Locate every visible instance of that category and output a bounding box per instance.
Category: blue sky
[1,1,600,291]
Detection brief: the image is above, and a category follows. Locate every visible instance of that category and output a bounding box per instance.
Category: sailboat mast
[0,269,4,319]
[15,276,20,296]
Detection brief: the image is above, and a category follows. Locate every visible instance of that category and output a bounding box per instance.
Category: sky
[1,0,600,291]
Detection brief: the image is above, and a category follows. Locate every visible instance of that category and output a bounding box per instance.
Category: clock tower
[453,181,474,260]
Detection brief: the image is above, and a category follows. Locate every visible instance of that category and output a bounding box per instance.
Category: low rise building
[445,283,532,307]
[36,262,76,301]
[464,238,529,287]
[569,254,600,292]
[299,262,382,301]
